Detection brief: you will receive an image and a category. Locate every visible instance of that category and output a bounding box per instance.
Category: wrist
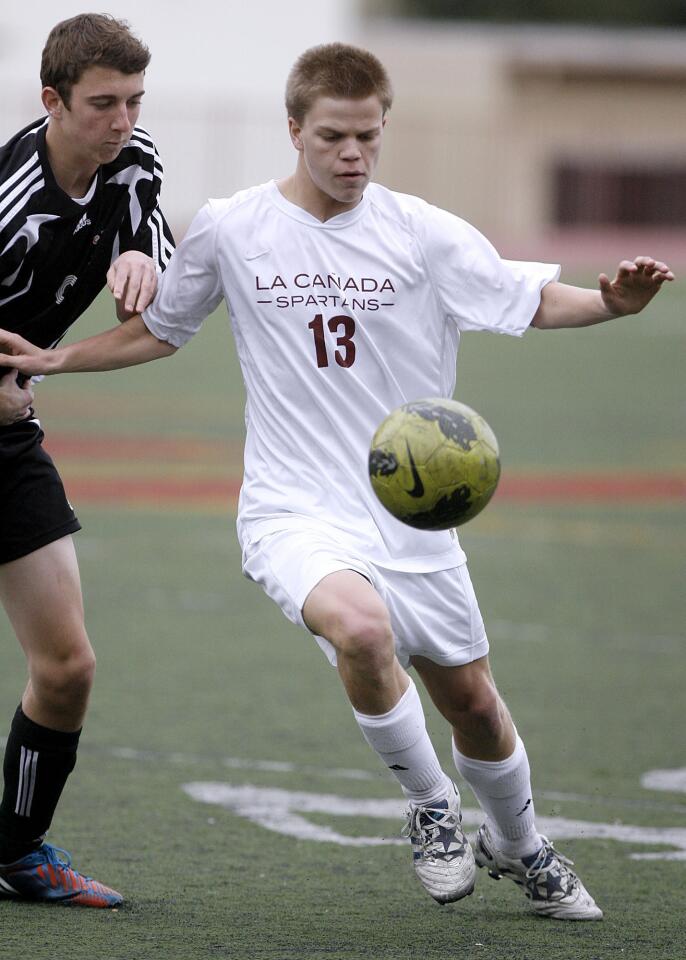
[44,347,65,375]
[598,292,621,321]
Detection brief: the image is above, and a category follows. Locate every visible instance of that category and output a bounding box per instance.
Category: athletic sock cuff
[352,679,425,754]
[452,735,529,799]
[11,705,81,753]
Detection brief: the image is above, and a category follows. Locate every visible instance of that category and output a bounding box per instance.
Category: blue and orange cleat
[0,843,123,907]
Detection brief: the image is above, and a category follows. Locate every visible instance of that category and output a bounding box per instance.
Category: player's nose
[111,103,132,133]
[339,138,362,160]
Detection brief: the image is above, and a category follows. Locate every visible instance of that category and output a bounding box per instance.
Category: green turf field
[1,278,684,959]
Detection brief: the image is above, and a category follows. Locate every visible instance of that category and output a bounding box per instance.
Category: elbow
[157,338,178,359]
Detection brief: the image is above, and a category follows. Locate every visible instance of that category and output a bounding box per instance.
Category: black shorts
[0,420,81,565]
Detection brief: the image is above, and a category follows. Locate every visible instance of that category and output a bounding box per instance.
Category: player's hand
[107,250,158,321]
[599,257,674,317]
[0,329,53,378]
[0,367,35,425]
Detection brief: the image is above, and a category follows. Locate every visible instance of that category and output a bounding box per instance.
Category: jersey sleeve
[419,203,560,336]
[0,237,30,305]
[110,130,175,273]
[142,203,223,348]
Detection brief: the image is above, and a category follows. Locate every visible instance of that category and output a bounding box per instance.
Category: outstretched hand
[0,330,52,377]
[599,256,674,317]
[107,250,158,321]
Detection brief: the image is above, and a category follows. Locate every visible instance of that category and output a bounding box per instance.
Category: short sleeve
[420,203,560,337]
[142,203,224,348]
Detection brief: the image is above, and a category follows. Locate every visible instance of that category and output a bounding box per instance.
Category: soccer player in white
[0,43,673,920]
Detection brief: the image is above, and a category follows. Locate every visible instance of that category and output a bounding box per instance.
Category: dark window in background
[554,164,686,226]
[395,0,686,26]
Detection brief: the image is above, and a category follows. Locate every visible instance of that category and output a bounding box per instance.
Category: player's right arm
[0,201,224,378]
[0,315,176,377]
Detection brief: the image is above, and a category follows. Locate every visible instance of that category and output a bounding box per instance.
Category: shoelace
[402,805,461,850]
[524,841,578,892]
[41,844,73,869]
[40,844,95,883]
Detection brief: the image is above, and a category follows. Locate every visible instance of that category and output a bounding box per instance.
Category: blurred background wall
[0,0,362,227]
[2,0,685,266]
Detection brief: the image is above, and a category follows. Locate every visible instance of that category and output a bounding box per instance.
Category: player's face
[289,95,386,216]
[44,66,145,169]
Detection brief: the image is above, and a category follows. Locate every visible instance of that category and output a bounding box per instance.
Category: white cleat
[402,785,476,904]
[474,823,603,921]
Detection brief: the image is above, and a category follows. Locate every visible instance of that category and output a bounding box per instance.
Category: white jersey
[143,181,559,571]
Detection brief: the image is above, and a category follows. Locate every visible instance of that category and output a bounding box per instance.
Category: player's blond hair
[286,43,393,123]
[41,13,150,107]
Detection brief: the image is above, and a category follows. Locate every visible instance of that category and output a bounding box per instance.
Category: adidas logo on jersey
[73,212,91,234]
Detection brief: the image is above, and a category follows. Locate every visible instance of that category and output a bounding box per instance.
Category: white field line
[182,782,686,861]
[0,737,686,814]
[1,738,684,813]
[98,746,686,815]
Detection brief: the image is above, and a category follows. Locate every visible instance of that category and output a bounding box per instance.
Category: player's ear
[42,86,63,119]
[288,117,304,151]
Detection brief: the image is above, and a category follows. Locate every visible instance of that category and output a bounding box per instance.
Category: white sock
[353,679,453,806]
[452,734,541,859]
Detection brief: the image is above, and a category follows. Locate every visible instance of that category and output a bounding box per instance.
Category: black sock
[0,705,81,864]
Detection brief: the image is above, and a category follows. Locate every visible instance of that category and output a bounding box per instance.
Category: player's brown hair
[41,13,150,107]
[286,43,393,123]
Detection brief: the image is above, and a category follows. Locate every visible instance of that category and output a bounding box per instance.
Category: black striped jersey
[0,117,174,353]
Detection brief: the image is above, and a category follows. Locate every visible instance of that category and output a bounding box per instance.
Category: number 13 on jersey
[308,313,356,368]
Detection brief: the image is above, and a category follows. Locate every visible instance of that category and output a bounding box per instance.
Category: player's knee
[32,643,96,708]
[463,692,510,744]
[466,692,504,732]
[333,606,394,666]
[451,681,505,735]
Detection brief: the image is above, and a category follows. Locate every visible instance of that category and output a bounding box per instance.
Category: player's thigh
[241,523,389,661]
[302,568,391,651]
[242,524,371,626]
[0,535,88,660]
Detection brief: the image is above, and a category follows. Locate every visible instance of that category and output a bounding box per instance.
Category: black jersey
[0,117,174,352]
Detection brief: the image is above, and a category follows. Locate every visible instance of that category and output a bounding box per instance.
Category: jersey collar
[267,180,370,228]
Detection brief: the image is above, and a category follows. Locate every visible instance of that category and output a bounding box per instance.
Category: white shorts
[241,522,488,668]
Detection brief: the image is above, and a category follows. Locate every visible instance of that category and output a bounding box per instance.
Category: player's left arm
[531,256,674,329]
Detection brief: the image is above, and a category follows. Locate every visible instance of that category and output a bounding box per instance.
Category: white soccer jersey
[143,181,559,570]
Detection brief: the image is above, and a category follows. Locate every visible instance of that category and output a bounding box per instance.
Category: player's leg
[413,653,602,920]
[1,536,94,730]
[0,538,122,907]
[303,569,475,903]
[303,570,456,803]
[411,654,537,846]
[242,526,473,902]
[302,569,405,713]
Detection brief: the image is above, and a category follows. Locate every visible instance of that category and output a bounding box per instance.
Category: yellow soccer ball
[368,398,501,529]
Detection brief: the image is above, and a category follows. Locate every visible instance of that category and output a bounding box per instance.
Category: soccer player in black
[0,14,173,907]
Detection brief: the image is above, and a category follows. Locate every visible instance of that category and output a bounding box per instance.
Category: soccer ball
[368,398,501,530]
